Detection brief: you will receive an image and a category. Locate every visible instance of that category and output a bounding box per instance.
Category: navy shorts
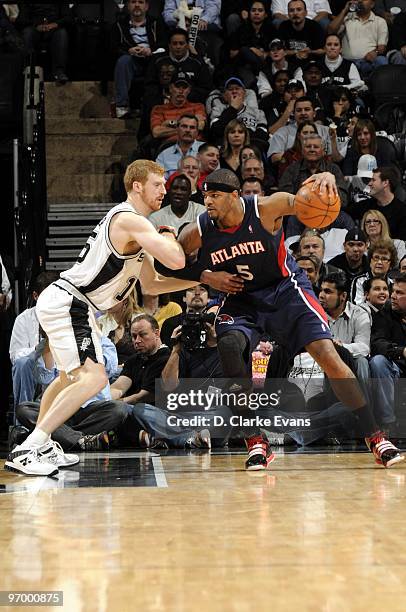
[215,268,331,358]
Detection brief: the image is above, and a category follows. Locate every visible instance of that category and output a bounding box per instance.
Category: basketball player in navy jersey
[5,160,200,477]
[160,168,403,470]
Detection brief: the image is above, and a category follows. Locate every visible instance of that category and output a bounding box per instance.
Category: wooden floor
[1,449,406,612]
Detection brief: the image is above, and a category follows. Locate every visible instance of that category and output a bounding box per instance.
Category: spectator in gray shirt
[268,96,332,163]
[319,271,371,386]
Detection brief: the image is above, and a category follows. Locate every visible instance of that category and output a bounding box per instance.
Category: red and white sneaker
[365,432,404,468]
[245,434,275,471]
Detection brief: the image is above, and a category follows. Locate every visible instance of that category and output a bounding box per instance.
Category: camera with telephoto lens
[180,311,216,350]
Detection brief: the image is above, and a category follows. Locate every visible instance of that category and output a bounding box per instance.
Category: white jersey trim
[104,203,144,260]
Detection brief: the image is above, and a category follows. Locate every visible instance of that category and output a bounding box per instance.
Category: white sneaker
[5,447,59,477]
[39,440,80,467]
[116,106,129,119]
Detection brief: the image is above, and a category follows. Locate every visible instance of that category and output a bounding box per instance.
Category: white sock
[19,428,50,449]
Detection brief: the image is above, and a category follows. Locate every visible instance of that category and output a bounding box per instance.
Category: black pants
[16,400,130,450]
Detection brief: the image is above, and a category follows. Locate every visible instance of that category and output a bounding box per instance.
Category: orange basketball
[294,183,341,229]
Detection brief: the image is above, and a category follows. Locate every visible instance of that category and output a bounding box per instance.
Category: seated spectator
[327,228,369,292]
[318,33,366,91]
[220,119,251,174]
[149,174,205,234]
[347,166,406,239]
[138,60,176,140]
[297,61,331,115]
[226,0,277,88]
[124,307,226,450]
[295,254,321,293]
[208,77,268,148]
[325,86,357,147]
[241,177,266,196]
[98,290,141,368]
[111,0,167,118]
[279,133,348,204]
[139,292,183,329]
[240,143,264,165]
[241,156,276,193]
[278,0,325,68]
[16,1,71,83]
[111,314,171,405]
[361,276,389,322]
[163,0,223,66]
[263,76,306,135]
[155,113,205,178]
[341,119,398,176]
[297,229,343,285]
[164,155,201,196]
[16,335,127,451]
[144,28,212,103]
[9,271,59,407]
[400,255,406,273]
[196,143,220,188]
[257,39,295,99]
[160,284,210,346]
[319,271,371,381]
[268,96,332,163]
[221,1,257,36]
[346,153,377,203]
[369,274,406,429]
[272,0,332,29]
[350,238,397,303]
[328,0,388,77]
[387,8,406,65]
[277,120,318,178]
[150,74,206,146]
[361,208,406,263]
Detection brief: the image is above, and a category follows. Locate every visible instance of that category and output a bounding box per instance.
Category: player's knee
[79,361,108,393]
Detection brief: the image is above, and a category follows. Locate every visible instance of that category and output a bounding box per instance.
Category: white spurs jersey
[60,202,146,311]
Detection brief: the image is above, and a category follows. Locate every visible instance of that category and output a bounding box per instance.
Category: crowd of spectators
[3,0,406,447]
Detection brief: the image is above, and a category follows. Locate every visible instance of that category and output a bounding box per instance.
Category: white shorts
[36,281,103,374]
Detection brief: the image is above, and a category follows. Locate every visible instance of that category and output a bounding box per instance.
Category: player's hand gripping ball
[294,182,341,229]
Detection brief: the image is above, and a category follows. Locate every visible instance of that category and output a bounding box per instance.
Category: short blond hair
[124,160,165,193]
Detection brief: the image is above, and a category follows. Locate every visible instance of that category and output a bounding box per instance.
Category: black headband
[202,181,238,193]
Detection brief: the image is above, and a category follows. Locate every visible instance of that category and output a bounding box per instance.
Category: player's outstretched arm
[139,253,199,295]
[111,212,186,269]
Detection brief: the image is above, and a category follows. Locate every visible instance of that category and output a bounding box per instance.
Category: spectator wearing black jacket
[227,0,277,88]
[16,1,72,83]
[388,11,406,65]
[369,274,406,428]
[111,0,167,118]
[278,0,325,68]
[144,28,212,104]
[347,167,406,240]
[327,228,369,293]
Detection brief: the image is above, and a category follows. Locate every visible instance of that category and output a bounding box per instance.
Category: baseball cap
[345,228,367,243]
[269,38,285,49]
[357,154,377,178]
[171,71,192,86]
[303,60,322,72]
[286,79,304,90]
[224,77,245,89]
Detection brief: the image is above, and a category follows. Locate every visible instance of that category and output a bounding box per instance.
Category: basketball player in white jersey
[5,160,200,476]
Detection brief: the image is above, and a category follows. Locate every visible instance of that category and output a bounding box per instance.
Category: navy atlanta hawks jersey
[60,202,145,311]
[197,195,299,291]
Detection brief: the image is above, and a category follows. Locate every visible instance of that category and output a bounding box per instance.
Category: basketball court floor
[1,447,406,612]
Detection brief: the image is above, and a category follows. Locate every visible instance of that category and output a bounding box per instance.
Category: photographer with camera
[161,307,223,392]
[328,0,389,78]
[161,284,209,346]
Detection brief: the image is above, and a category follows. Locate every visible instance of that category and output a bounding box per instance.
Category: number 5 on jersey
[236,264,253,281]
